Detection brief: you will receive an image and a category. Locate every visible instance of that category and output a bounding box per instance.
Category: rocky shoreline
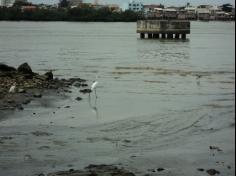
[0,63,139,176]
[0,63,87,112]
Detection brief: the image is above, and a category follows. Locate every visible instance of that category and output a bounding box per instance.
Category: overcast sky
[29,0,235,7]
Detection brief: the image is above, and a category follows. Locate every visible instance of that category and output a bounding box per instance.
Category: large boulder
[44,71,53,80]
[17,63,33,74]
[0,63,16,72]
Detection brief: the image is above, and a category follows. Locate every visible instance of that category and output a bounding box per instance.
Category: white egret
[9,82,16,93]
[91,81,98,98]
[89,75,98,97]
[88,76,99,118]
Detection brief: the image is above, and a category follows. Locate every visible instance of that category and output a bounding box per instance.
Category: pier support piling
[148,33,153,39]
[140,33,145,39]
[161,33,166,39]
[182,33,186,39]
[167,33,174,39]
[175,34,180,39]
[153,34,159,39]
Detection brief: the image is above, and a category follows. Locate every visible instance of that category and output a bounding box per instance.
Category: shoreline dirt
[0,63,138,176]
[48,164,136,176]
[0,63,88,113]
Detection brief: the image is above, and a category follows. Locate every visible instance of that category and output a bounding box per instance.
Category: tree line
[0,5,142,22]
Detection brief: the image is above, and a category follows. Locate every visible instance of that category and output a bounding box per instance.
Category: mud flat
[0,109,234,176]
[0,63,235,176]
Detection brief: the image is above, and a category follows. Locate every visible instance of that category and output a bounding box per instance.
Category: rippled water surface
[0,21,235,176]
[0,21,235,125]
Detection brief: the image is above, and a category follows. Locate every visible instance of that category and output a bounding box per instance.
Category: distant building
[231,8,235,19]
[185,6,197,20]
[163,8,178,19]
[143,4,162,14]
[178,9,188,20]
[197,9,210,20]
[15,0,27,2]
[147,8,163,19]
[232,8,235,15]
[198,4,212,9]
[197,5,211,20]
[1,0,27,7]
[128,1,143,12]
[209,6,221,20]
[1,0,14,7]
[107,4,121,12]
[68,0,82,7]
[215,11,231,20]
[143,4,163,19]
[92,3,105,10]
[21,5,37,12]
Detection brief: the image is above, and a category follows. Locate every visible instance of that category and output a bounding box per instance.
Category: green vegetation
[221,3,234,12]
[0,6,142,22]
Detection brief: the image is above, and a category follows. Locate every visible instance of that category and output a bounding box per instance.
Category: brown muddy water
[0,22,235,176]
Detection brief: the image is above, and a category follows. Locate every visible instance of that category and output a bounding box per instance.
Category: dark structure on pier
[137,20,191,39]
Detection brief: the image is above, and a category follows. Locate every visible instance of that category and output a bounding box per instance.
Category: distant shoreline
[0,20,235,22]
[0,7,234,23]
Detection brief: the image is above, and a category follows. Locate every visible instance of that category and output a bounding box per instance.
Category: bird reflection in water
[88,94,99,119]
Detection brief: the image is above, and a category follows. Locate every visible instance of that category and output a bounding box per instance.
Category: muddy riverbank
[0,63,88,115]
[0,63,139,176]
[0,22,235,176]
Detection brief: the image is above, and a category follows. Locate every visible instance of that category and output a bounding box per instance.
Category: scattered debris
[80,89,92,94]
[31,131,53,137]
[24,154,33,161]
[33,93,42,98]
[209,146,223,152]
[157,168,165,172]
[206,169,220,175]
[197,168,205,172]
[48,164,136,176]
[75,97,83,101]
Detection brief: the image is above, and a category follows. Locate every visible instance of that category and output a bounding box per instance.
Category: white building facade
[1,0,14,7]
[68,0,82,6]
[128,1,143,12]
[1,0,27,7]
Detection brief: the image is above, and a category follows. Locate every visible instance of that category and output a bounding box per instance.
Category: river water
[0,21,235,176]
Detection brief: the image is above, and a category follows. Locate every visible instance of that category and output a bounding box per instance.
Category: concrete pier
[137,20,190,40]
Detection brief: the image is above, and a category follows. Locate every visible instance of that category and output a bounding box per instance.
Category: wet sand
[0,85,234,176]
[0,62,235,176]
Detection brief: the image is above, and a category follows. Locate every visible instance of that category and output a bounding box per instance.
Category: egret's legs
[95,88,98,99]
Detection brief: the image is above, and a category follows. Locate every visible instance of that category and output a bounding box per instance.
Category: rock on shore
[0,63,87,111]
